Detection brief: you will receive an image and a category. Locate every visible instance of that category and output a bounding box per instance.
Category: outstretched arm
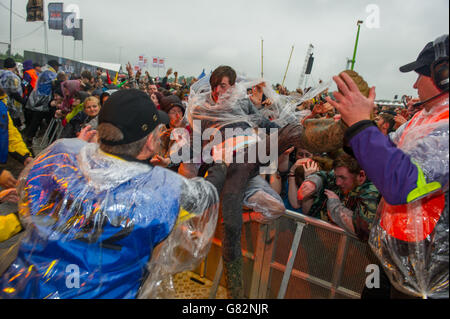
[326,72,447,205]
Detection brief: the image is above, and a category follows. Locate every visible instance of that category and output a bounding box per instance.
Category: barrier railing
[37,118,64,151]
[204,209,378,299]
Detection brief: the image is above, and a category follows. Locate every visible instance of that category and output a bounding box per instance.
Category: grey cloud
[1,0,448,99]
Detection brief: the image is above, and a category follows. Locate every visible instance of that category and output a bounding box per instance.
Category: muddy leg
[221,162,257,299]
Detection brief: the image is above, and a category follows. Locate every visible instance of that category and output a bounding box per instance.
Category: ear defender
[431,35,449,92]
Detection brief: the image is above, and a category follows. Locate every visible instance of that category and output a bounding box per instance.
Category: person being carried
[180,66,306,298]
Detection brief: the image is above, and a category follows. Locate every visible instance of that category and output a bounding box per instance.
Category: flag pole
[351,20,364,70]
[261,37,264,78]
[8,0,12,56]
[43,1,48,55]
[281,45,294,88]
[44,22,48,55]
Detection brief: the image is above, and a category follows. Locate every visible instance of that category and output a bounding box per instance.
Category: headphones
[413,35,449,108]
[431,34,449,92]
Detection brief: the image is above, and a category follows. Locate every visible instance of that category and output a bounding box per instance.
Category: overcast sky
[1,0,449,99]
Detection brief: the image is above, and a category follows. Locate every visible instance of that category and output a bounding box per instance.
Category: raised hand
[302,160,319,177]
[78,125,98,143]
[326,72,376,127]
[290,158,309,174]
[249,83,266,106]
[126,62,134,77]
[278,146,295,173]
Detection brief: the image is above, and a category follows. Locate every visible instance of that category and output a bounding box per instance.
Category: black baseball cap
[399,36,449,77]
[47,60,62,69]
[98,89,169,146]
[4,57,16,69]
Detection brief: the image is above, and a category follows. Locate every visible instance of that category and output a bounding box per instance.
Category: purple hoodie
[22,60,33,71]
[22,60,34,85]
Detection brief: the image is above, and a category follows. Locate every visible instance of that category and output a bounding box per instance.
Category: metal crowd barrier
[39,118,64,150]
[201,209,379,299]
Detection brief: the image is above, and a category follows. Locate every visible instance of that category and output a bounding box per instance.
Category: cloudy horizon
[1,0,449,100]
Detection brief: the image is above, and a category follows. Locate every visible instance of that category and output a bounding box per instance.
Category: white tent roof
[81,60,122,73]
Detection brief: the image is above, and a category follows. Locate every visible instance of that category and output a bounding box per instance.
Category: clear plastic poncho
[0,138,219,299]
[187,74,331,131]
[183,75,331,222]
[369,99,449,299]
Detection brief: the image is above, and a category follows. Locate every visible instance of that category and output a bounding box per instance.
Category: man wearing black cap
[47,59,61,72]
[0,89,228,299]
[326,35,449,298]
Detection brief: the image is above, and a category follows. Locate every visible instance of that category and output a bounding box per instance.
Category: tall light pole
[261,37,264,78]
[44,21,48,55]
[8,0,12,56]
[43,4,49,55]
[281,45,295,88]
[350,20,364,70]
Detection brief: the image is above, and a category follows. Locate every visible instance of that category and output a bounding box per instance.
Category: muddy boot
[223,257,244,299]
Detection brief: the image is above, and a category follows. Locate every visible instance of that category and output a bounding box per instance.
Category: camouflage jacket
[305,170,381,241]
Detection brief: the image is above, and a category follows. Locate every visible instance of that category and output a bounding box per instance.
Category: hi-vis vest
[24,69,39,89]
[380,104,449,242]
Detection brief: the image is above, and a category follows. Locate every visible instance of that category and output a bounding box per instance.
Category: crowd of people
[0,34,448,300]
